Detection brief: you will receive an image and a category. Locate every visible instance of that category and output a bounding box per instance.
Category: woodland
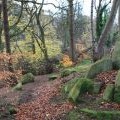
[1,0,120,120]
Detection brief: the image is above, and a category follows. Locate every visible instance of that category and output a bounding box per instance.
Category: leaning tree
[93,0,119,61]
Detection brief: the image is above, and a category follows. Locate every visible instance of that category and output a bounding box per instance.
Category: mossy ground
[54,60,120,120]
[53,92,120,120]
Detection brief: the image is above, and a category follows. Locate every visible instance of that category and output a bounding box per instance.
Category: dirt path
[0,75,74,120]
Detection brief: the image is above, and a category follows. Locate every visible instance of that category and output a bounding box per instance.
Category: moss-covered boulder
[13,82,22,91]
[21,73,34,85]
[60,69,71,77]
[103,84,115,102]
[68,78,93,102]
[86,58,112,79]
[60,69,76,78]
[48,74,58,81]
[113,71,120,103]
[64,77,79,93]
[93,82,103,94]
[112,41,120,69]
[81,108,120,120]
[115,70,120,87]
[114,87,120,103]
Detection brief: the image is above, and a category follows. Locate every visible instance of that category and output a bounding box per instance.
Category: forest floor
[1,68,120,120]
[0,73,77,120]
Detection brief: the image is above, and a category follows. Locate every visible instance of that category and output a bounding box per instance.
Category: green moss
[112,41,120,69]
[86,58,112,79]
[80,108,97,115]
[48,74,58,81]
[60,69,76,78]
[115,70,120,87]
[103,84,115,102]
[93,82,102,94]
[8,106,17,115]
[64,78,79,93]
[68,78,93,102]
[60,69,71,77]
[114,71,120,103]
[114,87,120,103]
[112,58,120,70]
[21,73,34,85]
[67,110,80,120]
[13,82,22,91]
[81,108,120,120]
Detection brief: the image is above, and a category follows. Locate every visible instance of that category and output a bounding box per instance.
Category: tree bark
[0,3,3,51]
[96,0,119,60]
[68,0,75,62]
[91,0,96,62]
[119,0,120,32]
[2,0,13,72]
[2,0,11,54]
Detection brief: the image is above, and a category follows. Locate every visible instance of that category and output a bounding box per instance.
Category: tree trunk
[96,0,102,41]
[2,0,13,72]
[119,1,120,32]
[0,3,3,51]
[2,0,11,54]
[91,0,96,62]
[96,0,119,61]
[31,35,36,54]
[68,0,75,62]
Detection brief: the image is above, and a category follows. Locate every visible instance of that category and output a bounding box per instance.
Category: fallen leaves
[100,102,120,110]
[15,79,73,120]
[95,70,120,110]
[0,71,22,87]
[95,70,118,85]
[0,53,22,87]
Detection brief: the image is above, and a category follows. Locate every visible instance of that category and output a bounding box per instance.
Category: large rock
[114,87,120,103]
[115,70,120,88]
[64,77,79,93]
[103,84,115,102]
[112,41,120,69]
[60,69,76,78]
[13,82,22,91]
[48,74,58,81]
[113,70,120,103]
[86,58,112,79]
[93,82,103,94]
[68,78,93,102]
[21,73,34,85]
